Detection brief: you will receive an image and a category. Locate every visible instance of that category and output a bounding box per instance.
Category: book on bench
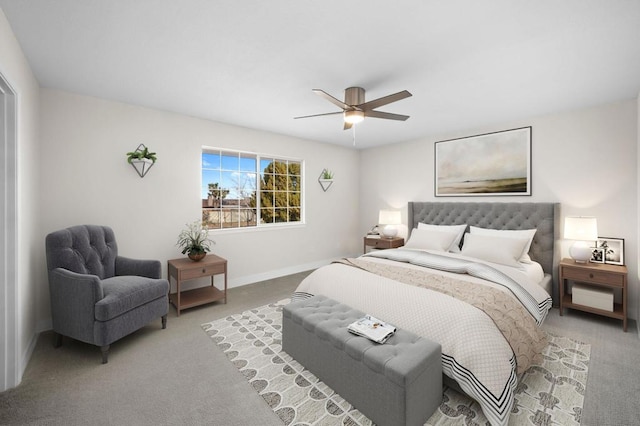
[348,315,396,344]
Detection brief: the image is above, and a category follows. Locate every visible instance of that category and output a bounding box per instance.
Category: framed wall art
[435,126,531,196]
[597,237,624,265]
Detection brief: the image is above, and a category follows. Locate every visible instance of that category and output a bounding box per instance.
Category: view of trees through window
[202,149,302,229]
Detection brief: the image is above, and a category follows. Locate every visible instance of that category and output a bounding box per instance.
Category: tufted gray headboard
[408,202,559,300]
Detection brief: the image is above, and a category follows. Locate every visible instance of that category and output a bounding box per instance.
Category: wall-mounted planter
[126,144,156,178]
[318,168,334,192]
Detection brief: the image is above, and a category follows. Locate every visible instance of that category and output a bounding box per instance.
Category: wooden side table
[167,254,227,316]
[363,236,404,253]
[559,258,628,331]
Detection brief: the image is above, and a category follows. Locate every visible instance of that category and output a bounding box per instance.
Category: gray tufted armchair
[45,225,169,363]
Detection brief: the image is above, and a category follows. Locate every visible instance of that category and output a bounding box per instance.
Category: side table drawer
[371,239,390,249]
[562,267,624,287]
[181,263,225,281]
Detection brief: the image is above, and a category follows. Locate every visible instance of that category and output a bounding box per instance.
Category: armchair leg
[161,314,167,329]
[101,345,110,364]
[53,332,63,348]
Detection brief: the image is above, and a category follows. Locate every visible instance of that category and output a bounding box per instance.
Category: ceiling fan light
[344,110,364,124]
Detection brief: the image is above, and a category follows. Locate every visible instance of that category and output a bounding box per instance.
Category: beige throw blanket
[334,257,547,374]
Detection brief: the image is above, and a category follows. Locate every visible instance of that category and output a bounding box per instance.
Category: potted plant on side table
[176,220,215,261]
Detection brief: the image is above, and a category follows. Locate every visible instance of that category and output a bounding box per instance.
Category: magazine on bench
[348,315,396,344]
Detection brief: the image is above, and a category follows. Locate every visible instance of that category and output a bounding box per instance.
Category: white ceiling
[1,0,639,149]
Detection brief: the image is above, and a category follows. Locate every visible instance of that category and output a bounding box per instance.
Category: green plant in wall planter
[318,168,334,192]
[126,143,157,178]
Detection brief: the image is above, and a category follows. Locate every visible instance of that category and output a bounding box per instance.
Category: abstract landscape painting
[435,127,531,196]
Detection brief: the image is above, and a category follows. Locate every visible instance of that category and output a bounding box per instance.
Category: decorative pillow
[405,228,459,252]
[469,226,537,263]
[417,223,467,252]
[461,233,529,269]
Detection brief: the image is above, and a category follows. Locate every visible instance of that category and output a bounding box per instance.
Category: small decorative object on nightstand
[364,235,404,253]
[559,258,627,331]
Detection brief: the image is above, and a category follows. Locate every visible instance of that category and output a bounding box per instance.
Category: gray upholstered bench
[282,295,442,426]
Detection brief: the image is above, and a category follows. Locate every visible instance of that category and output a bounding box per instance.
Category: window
[202,148,303,230]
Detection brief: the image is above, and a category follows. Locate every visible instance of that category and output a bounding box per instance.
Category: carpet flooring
[0,271,638,426]
[203,299,591,426]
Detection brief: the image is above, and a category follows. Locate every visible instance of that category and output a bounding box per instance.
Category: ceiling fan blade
[343,121,353,130]
[312,89,350,110]
[359,90,412,111]
[364,110,410,121]
[294,111,343,119]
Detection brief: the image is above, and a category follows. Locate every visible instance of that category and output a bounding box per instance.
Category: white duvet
[293,249,552,426]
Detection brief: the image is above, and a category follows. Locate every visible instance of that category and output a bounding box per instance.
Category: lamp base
[569,241,592,263]
[381,225,397,238]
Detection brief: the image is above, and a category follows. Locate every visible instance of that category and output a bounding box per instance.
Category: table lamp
[379,210,401,238]
[564,216,598,263]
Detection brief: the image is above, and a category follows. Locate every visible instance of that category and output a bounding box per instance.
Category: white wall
[359,99,639,320]
[0,9,41,389]
[37,89,360,328]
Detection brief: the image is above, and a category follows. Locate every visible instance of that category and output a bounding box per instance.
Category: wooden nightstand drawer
[181,263,225,281]
[562,266,624,287]
[363,236,404,252]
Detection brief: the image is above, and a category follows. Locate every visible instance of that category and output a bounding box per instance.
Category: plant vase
[188,252,206,262]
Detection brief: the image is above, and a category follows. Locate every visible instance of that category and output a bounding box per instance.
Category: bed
[292,201,559,426]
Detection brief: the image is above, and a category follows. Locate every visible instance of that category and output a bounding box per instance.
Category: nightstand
[363,236,404,253]
[167,255,227,316]
[559,258,628,331]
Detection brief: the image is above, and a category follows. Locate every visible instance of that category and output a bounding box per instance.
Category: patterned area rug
[202,300,590,426]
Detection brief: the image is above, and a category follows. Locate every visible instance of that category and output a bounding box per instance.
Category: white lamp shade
[379,210,401,225]
[564,216,598,241]
[564,216,598,263]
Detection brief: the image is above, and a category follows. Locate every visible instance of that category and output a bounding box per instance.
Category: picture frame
[596,237,624,265]
[589,247,604,264]
[434,126,531,196]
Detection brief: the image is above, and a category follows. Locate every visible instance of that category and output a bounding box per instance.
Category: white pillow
[405,228,459,252]
[461,233,529,269]
[417,223,467,252]
[469,226,537,263]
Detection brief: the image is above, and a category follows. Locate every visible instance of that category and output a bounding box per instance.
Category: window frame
[201,147,305,231]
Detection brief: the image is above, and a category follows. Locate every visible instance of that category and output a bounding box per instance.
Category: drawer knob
[202,268,206,273]
[589,273,594,279]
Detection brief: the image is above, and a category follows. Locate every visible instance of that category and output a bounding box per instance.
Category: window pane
[239,209,257,227]
[221,153,239,170]
[260,158,273,173]
[239,154,257,172]
[203,209,221,229]
[288,207,300,222]
[274,209,287,223]
[202,152,220,169]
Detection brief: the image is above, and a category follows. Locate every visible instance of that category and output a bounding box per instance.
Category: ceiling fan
[294,87,412,130]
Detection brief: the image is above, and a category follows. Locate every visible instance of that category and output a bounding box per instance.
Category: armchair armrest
[48,268,104,343]
[115,256,162,279]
